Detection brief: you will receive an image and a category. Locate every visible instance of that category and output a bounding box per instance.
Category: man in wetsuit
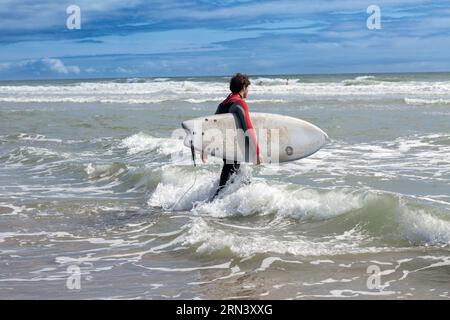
[212,73,262,198]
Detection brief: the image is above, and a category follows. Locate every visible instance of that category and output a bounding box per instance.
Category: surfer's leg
[213,161,240,199]
[231,161,240,176]
[215,161,233,195]
[224,161,240,186]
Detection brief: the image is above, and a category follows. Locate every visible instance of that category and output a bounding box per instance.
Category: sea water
[0,73,449,299]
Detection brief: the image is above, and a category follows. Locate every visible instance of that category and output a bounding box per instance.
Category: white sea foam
[178,217,385,257]
[184,97,223,104]
[193,181,368,219]
[2,78,450,104]
[0,231,72,243]
[148,168,218,210]
[1,146,69,164]
[342,75,379,86]
[400,205,450,245]
[0,203,29,216]
[149,163,371,219]
[252,77,298,86]
[256,257,303,272]
[85,163,127,179]
[14,133,62,143]
[282,133,450,187]
[120,132,185,156]
[404,97,450,105]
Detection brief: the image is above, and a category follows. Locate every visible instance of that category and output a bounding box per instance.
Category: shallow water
[0,73,449,299]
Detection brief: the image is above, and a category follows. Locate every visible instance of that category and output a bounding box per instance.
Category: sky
[0,0,449,79]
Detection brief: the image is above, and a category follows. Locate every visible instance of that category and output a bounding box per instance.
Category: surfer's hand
[256,155,263,165]
[201,152,207,163]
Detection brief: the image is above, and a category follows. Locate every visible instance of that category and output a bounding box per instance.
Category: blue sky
[0,0,449,79]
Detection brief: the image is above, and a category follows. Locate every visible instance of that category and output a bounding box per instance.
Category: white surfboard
[182,112,328,164]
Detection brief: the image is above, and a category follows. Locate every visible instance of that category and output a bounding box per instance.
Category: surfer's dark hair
[230,73,251,93]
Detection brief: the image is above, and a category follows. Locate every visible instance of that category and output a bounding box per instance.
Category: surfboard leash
[190,139,196,167]
[169,139,198,211]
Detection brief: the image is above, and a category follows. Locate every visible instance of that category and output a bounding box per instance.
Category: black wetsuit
[213,93,260,198]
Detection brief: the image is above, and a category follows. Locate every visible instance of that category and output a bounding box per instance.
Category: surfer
[212,73,262,199]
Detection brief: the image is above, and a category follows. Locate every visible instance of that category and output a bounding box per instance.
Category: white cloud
[85,67,97,73]
[41,58,80,74]
[0,62,12,71]
[157,0,432,21]
[0,58,80,75]
[0,0,143,31]
[115,66,136,73]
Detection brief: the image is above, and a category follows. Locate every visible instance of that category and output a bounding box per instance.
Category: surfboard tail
[181,121,193,149]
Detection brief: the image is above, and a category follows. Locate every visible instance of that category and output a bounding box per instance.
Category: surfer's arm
[242,102,261,159]
[229,102,261,160]
[201,150,207,163]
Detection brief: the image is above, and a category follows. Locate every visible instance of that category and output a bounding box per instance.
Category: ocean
[0,73,449,299]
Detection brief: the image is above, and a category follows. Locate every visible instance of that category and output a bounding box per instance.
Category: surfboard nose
[312,126,329,146]
[322,130,330,142]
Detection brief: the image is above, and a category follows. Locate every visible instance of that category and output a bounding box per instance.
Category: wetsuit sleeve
[215,102,224,114]
[229,101,260,157]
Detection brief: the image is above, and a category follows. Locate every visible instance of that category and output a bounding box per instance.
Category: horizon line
[1,70,450,83]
